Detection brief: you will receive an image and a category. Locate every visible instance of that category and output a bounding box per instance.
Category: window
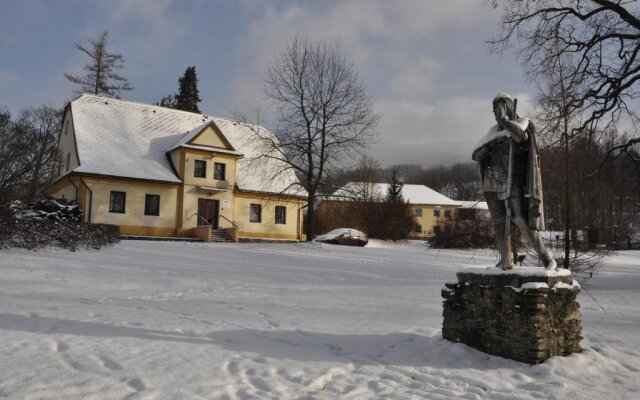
[444,209,452,219]
[109,191,126,213]
[145,194,160,216]
[275,206,286,224]
[194,160,206,178]
[433,207,441,217]
[64,120,69,135]
[250,204,262,222]
[214,162,226,180]
[65,153,70,171]
[414,223,422,233]
[414,208,422,217]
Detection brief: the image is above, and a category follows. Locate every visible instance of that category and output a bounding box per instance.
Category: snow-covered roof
[329,182,459,206]
[457,200,489,210]
[69,94,300,194]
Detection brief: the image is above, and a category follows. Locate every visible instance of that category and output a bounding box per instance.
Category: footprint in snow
[99,355,123,371]
[121,376,146,391]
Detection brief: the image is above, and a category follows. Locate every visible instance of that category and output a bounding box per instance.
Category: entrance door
[197,199,219,229]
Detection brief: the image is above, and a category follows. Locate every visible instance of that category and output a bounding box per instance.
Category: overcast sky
[0,0,535,168]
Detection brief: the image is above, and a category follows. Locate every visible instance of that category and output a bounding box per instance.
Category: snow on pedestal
[442,266,582,364]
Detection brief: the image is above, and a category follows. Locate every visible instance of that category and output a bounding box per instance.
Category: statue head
[492,93,516,123]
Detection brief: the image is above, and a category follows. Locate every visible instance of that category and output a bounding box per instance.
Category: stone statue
[472,93,557,270]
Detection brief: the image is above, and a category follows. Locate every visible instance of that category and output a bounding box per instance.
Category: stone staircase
[210,229,234,243]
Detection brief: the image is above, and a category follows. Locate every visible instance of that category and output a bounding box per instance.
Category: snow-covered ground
[1,240,638,399]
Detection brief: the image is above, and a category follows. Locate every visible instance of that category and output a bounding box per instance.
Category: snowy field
[1,241,639,400]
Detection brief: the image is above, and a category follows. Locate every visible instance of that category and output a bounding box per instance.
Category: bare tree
[0,109,31,206]
[245,36,379,240]
[489,0,640,167]
[0,106,63,206]
[325,156,382,201]
[17,106,63,202]
[65,31,133,97]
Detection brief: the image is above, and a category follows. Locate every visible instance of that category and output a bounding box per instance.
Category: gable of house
[190,124,235,150]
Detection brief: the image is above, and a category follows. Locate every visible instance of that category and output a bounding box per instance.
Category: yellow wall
[411,204,458,237]
[180,185,236,230]
[81,177,179,234]
[190,125,231,148]
[169,150,181,176]
[179,150,238,230]
[47,174,304,240]
[233,192,304,240]
[56,109,80,178]
[48,177,77,202]
[182,151,237,187]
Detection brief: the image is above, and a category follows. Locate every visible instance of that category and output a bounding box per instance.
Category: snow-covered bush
[1,200,119,251]
[14,198,82,221]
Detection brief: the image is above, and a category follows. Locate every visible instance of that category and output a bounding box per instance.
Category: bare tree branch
[240,36,379,240]
[65,31,133,97]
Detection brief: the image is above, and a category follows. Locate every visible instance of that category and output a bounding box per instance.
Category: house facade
[322,182,460,238]
[46,94,305,241]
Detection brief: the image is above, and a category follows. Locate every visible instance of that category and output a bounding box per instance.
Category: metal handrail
[191,213,212,226]
[220,214,239,229]
[191,212,238,230]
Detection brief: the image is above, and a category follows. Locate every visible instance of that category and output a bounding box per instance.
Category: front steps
[210,229,234,243]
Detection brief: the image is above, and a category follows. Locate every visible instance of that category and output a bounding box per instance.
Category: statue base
[441,266,582,364]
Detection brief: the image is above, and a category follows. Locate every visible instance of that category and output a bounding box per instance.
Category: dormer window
[214,162,226,180]
[194,160,206,178]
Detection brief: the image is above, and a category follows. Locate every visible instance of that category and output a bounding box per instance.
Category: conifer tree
[65,31,133,97]
[386,169,404,202]
[174,66,201,113]
[154,94,177,109]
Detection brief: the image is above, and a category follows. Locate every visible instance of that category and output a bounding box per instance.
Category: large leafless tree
[0,109,29,205]
[247,36,379,240]
[0,107,62,206]
[18,107,63,202]
[65,31,133,97]
[489,0,640,166]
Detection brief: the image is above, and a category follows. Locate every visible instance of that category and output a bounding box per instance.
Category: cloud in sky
[0,69,18,89]
[1,0,533,167]
[228,0,530,166]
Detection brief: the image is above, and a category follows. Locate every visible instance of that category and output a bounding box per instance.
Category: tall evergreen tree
[64,31,133,97]
[174,66,201,113]
[386,169,404,202]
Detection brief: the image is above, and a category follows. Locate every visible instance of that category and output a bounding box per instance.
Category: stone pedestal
[441,267,582,364]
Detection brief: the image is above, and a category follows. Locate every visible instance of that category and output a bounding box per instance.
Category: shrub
[1,199,119,251]
[428,216,494,249]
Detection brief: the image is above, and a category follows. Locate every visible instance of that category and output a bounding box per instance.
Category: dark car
[314,228,368,247]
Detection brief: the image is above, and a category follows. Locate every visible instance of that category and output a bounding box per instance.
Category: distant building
[457,200,490,222]
[46,94,306,241]
[321,182,460,237]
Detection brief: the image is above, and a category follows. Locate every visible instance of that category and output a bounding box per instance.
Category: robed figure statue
[472,93,557,270]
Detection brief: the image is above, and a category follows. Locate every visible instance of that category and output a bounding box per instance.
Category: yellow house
[46,94,306,241]
[326,182,460,237]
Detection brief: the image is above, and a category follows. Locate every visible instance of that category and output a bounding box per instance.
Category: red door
[197,199,219,229]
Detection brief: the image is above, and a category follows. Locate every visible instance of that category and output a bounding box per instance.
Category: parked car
[315,228,368,247]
